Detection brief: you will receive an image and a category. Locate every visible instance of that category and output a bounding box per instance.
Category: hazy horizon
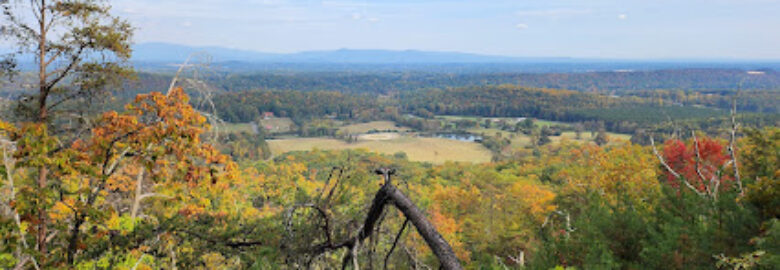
[133,42,780,62]
[114,0,780,60]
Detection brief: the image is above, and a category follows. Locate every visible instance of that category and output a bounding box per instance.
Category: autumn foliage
[0,88,244,267]
[2,87,777,269]
[662,137,732,192]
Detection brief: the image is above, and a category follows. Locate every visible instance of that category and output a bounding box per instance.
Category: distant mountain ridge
[132,42,569,64]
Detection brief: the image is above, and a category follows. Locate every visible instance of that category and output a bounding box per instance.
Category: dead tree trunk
[301,168,462,269]
[356,168,462,269]
[385,182,461,269]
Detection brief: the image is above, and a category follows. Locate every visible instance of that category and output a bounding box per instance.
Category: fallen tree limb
[384,181,461,269]
[306,168,462,269]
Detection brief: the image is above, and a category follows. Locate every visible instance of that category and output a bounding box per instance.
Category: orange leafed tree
[1,88,240,267]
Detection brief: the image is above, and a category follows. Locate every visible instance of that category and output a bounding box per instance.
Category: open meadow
[267,135,492,164]
[267,118,632,164]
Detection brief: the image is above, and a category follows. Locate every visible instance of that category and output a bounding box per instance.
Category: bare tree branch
[728,95,744,196]
[131,167,145,220]
[691,131,714,198]
[384,218,409,270]
[305,168,462,269]
[130,254,147,270]
[650,135,706,197]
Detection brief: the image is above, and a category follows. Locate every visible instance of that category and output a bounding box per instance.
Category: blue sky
[113,0,780,59]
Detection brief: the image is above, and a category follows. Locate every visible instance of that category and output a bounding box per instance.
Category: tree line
[211,85,777,138]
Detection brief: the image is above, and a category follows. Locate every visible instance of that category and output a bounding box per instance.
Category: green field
[552,131,631,145]
[267,136,492,164]
[533,119,563,127]
[221,123,256,134]
[338,121,409,134]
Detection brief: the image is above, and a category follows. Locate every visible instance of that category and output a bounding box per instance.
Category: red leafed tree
[662,137,732,193]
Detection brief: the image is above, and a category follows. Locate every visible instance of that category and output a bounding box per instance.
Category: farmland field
[267,136,492,164]
[266,116,633,164]
[338,121,409,134]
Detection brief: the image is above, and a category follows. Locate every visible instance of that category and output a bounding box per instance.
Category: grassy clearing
[264,117,631,164]
[556,131,631,141]
[267,136,492,164]
[338,121,409,134]
[551,131,631,146]
[533,119,563,127]
[260,117,295,133]
[358,132,402,141]
[221,123,256,134]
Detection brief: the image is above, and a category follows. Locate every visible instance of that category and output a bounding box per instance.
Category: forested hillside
[214,69,780,93]
[214,90,380,124]
[142,69,779,114]
[212,85,778,137]
[4,69,778,114]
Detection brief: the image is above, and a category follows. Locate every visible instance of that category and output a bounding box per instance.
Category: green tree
[537,132,552,146]
[1,0,133,259]
[594,129,609,146]
[2,0,133,123]
[741,128,779,219]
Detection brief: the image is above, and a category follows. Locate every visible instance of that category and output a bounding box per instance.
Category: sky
[113,0,780,59]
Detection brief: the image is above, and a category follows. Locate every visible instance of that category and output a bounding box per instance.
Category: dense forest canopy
[211,84,778,139]
[129,69,780,114]
[3,68,778,117]
[177,68,780,94]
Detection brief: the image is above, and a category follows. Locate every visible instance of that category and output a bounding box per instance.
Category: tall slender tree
[0,0,133,257]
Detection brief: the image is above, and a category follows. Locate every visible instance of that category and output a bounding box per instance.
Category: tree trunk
[131,167,145,220]
[384,184,462,270]
[36,167,47,256]
[66,213,85,265]
[38,0,48,123]
[346,169,462,269]
[36,0,49,258]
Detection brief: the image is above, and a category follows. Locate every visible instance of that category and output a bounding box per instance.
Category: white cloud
[351,13,363,20]
[181,21,193,27]
[618,14,627,20]
[516,23,529,30]
[367,17,380,23]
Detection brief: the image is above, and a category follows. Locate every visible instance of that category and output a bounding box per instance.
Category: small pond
[433,133,483,142]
